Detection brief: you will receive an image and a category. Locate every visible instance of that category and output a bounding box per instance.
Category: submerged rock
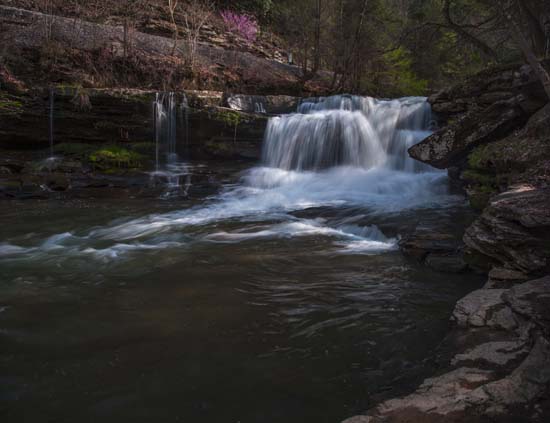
[399,228,468,273]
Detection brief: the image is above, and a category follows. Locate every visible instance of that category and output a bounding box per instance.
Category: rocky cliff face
[0,5,331,95]
[409,63,550,279]
[345,64,550,423]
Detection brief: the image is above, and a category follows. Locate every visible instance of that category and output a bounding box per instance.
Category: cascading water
[3,94,453,260]
[153,92,177,169]
[266,94,434,172]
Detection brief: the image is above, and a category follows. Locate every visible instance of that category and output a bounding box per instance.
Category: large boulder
[410,63,548,170]
[409,96,542,169]
[463,186,550,278]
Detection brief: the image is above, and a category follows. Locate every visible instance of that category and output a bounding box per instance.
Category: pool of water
[0,159,482,422]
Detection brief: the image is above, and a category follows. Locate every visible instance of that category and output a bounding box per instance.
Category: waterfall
[152,92,192,192]
[48,88,55,158]
[263,95,434,172]
[153,92,178,170]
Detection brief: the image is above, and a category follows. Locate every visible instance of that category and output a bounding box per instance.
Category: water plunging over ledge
[151,92,191,194]
[0,95,482,423]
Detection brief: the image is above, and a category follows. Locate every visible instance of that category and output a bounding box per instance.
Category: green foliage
[380,48,428,96]
[88,146,145,170]
[214,109,242,126]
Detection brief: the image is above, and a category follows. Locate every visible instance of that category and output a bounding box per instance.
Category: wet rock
[399,230,459,261]
[452,288,511,329]
[464,186,550,278]
[0,166,12,175]
[451,340,529,368]
[409,97,532,169]
[412,62,548,170]
[344,276,550,423]
[399,228,468,273]
[224,94,269,114]
[224,93,299,114]
[487,267,530,289]
[504,276,550,333]
[45,173,70,191]
[0,158,24,173]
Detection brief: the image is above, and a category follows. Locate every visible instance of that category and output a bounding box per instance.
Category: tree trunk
[443,0,498,61]
[337,0,368,92]
[505,9,550,100]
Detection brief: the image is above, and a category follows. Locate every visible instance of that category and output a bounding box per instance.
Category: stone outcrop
[464,185,550,280]
[224,94,299,114]
[0,87,268,158]
[344,276,550,423]
[409,64,548,170]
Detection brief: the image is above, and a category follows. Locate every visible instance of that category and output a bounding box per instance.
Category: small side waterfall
[263,95,434,172]
[48,88,55,158]
[153,92,178,170]
[152,92,191,194]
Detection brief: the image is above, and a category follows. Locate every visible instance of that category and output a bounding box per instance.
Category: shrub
[220,10,258,42]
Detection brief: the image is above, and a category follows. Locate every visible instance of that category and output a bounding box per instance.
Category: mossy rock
[89,146,145,171]
[0,91,24,116]
[213,109,243,127]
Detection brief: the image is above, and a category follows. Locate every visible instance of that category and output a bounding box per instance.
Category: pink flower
[221,10,258,43]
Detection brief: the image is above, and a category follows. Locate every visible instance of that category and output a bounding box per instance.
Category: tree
[502,0,550,100]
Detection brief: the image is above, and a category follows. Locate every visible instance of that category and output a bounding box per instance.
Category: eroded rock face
[409,64,548,170]
[343,276,550,423]
[464,186,550,278]
[409,97,537,169]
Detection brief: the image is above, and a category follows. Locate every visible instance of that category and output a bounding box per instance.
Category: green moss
[467,145,491,170]
[0,91,24,116]
[88,146,145,170]
[213,109,243,127]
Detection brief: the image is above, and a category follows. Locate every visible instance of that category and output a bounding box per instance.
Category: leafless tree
[502,1,550,100]
[180,0,214,71]
[168,0,179,55]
